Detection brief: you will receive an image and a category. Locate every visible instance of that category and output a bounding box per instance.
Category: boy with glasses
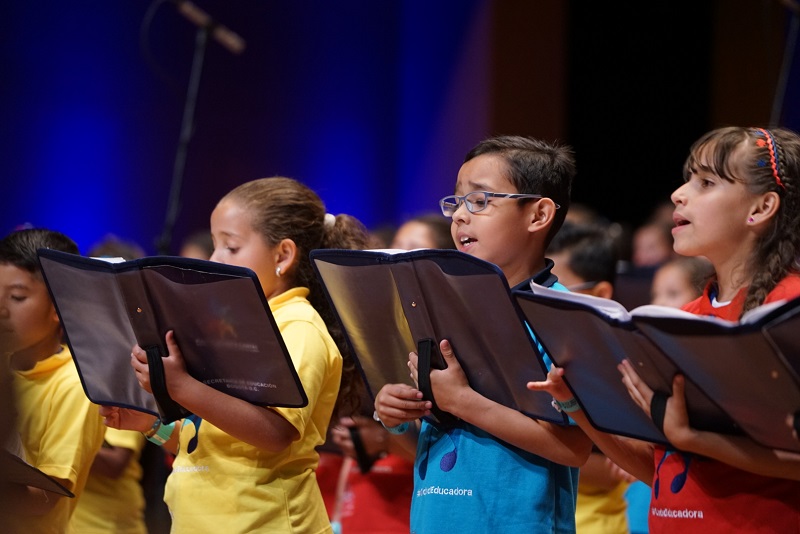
[374,136,591,533]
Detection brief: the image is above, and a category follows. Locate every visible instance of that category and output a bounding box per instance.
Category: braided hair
[684,127,800,316]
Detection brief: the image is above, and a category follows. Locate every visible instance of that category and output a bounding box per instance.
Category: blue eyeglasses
[439,191,560,217]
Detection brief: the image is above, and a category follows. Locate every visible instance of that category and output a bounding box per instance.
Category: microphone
[170,0,246,55]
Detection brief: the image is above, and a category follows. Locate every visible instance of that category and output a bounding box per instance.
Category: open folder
[310,248,566,426]
[37,249,307,423]
[514,284,800,452]
[2,451,74,497]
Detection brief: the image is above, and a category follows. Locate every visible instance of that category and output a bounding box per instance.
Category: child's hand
[618,359,654,416]
[374,383,430,428]
[332,415,388,459]
[407,350,420,388]
[409,339,470,414]
[619,360,697,446]
[130,345,152,393]
[131,330,191,398]
[660,374,698,448]
[98,405,157,433]
[527,363,572,402]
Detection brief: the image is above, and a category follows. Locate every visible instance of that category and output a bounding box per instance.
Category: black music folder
[37,249,308,423]
[514,284,800,452]
[310,248,566,426]
[2,451,74,497]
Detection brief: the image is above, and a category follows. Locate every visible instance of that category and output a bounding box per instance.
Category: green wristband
[551,397,581,413]
[144,420,176,446]
[384,422,410,435]
[373,410,410,435]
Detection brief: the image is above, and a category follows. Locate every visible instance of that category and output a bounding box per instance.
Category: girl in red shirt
[533,126,800,533]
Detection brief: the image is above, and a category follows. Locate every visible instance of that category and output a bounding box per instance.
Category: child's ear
[586,281,614,300]
[748,191,780,226]
[274,238,298,276]
[50,303,60,326]
[527,198,558,233]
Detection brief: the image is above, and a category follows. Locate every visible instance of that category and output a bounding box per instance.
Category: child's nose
[451,201,470,222]
[670,183,687,205]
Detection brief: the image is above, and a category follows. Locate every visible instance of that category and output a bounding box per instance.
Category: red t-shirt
[649,275,800,533]
[317,451,414,533]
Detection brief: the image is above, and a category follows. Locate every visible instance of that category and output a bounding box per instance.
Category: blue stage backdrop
[1,1,490,254]
[3,1,799,256]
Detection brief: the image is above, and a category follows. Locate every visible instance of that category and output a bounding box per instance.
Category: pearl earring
[275,266,282,277]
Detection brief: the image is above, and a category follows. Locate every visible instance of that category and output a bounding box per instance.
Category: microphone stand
[154,1,245,255]
[155,25,208,255]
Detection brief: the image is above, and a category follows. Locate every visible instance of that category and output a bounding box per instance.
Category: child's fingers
[374,383,431,424]
[619,360,651,412]
[164,330,182,361]
[130,345,147,364]
[527,364,567,394]
[98,405,116,417]
[526,380,549,391]
[408,353,419,385]
[130,348,149,377]
[440,339,453,358]
[439,339,460,369]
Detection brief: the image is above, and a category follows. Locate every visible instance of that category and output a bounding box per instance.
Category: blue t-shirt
[410,266,579,533]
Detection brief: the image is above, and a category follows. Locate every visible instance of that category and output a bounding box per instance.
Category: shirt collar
[510,257,559,292]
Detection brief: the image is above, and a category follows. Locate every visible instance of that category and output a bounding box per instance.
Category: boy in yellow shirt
[0,228,105,533]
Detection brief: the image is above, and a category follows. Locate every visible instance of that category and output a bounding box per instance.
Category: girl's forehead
[691,138,748,179]
[212,200,252,227]
[691,141,722,172]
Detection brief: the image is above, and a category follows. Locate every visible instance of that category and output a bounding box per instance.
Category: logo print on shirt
[439,427,461,471]
[184,414,202,454]
[418,425,461,480]
[654,449,692,499]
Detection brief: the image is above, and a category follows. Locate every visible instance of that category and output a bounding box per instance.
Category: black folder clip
[144,345,186,423]
[416,338,459,428]
[348,426,378,474]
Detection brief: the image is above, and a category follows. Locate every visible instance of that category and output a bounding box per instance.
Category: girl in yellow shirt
[103,177,369,533]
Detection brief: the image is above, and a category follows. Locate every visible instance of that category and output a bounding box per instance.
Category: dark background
[2,0,799,256]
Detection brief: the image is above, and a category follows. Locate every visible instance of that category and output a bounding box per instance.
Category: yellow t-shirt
[70,428,147,534]
[9,345,106,534]
[164,287,342,533]
[575,478,629,534]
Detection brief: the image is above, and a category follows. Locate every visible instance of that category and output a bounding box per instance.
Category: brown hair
[0,228,79,275]
[465,135,576,246]
[221,177,370,414]
[683,126,800,315]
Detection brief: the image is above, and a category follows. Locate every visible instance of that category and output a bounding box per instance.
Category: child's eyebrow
[4,282,31,291]
[215,231,239,241]
[469,180,491,190]
[458,180,493,193]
